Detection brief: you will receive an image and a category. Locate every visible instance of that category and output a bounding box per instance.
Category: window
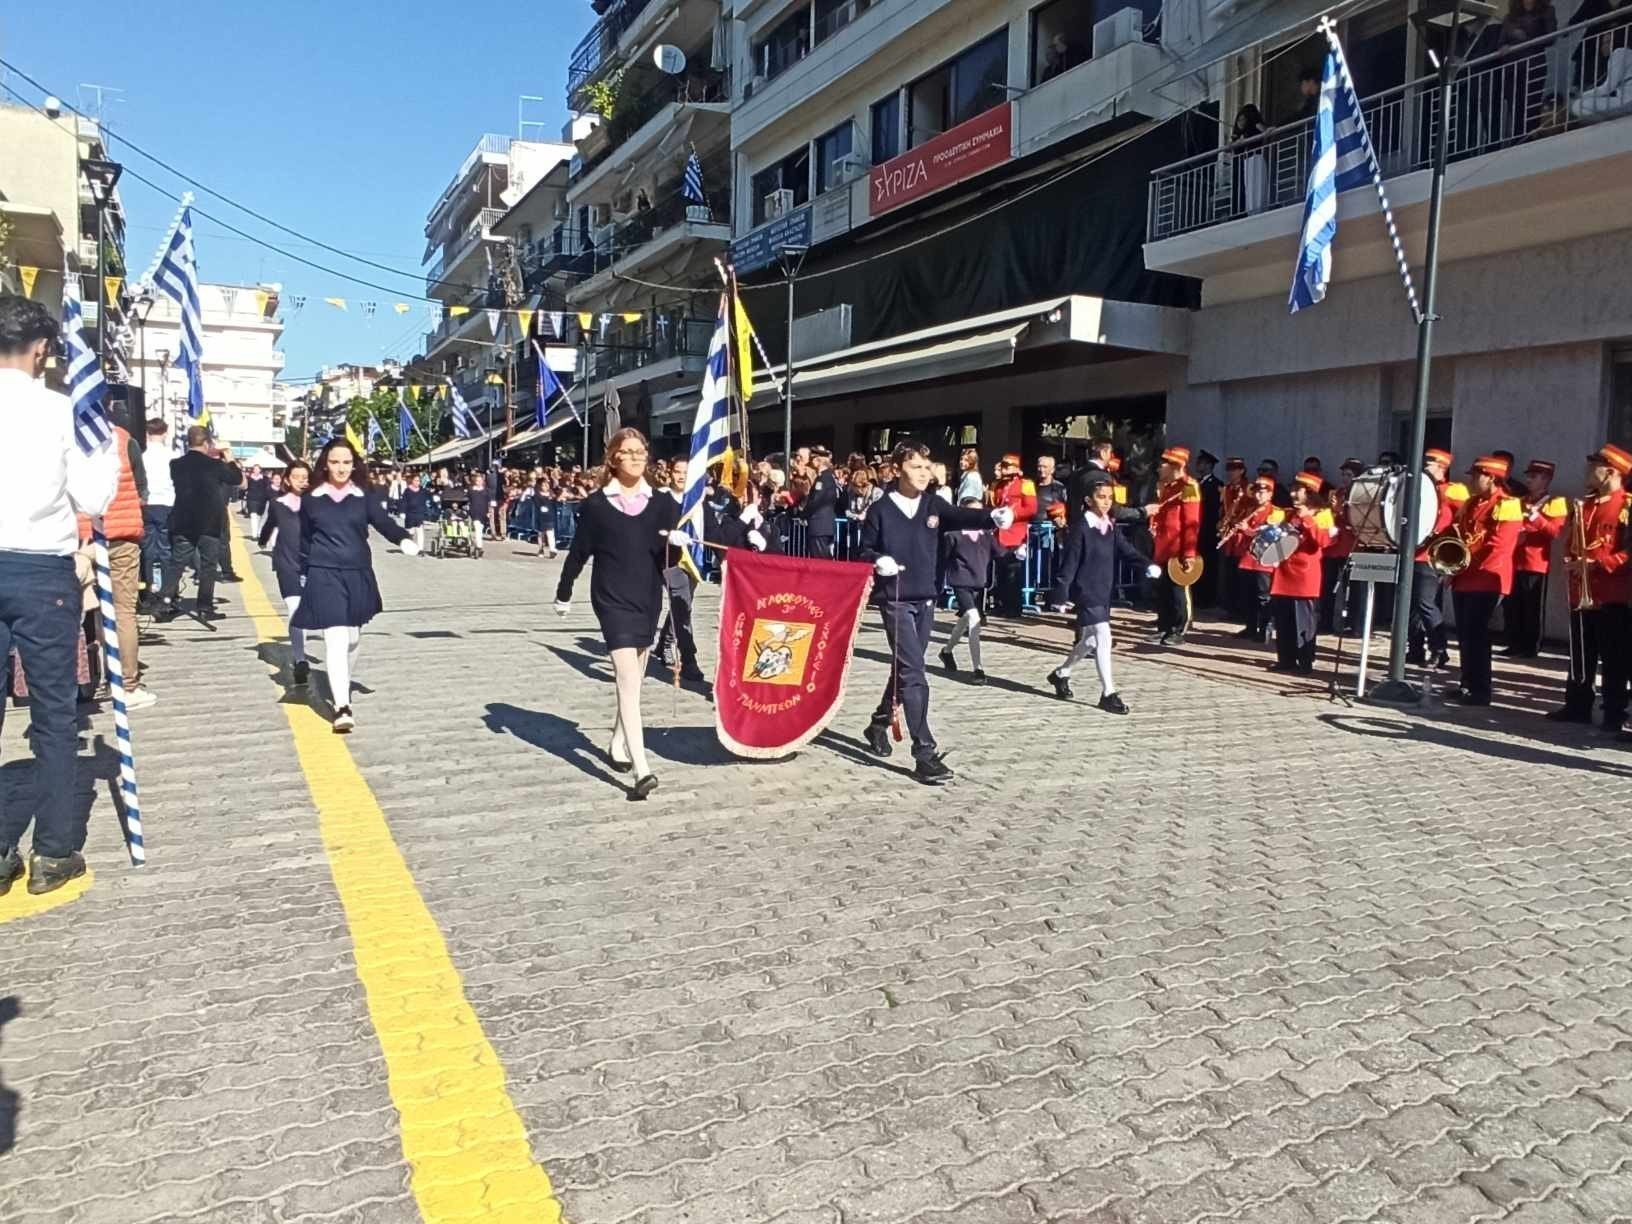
[751,145,811,224]
[1031,0,1162,86]
[908,28,1010,148]
[758,5,811,80]
[871,92,901,163]
[814,121,855,193]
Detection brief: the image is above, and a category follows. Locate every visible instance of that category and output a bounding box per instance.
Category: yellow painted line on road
[0,867,93,923]
[230,529,563,1223]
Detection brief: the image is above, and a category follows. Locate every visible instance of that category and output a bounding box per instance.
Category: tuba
[1424,529,1470,577]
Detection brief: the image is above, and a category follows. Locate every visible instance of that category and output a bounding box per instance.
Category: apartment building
[419,133,573,422]
[133,282,286,459]
[560,0,735,446]
[1149,0,1632,493]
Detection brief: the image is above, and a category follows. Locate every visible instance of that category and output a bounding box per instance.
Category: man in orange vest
[1147,445,1203,645]
[79,409,155,708]
[1447,456,1523,706]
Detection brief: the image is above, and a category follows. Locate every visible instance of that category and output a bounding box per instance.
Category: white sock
[322,626,352,709]
[1091,622,1115,695]
[966,612,983,670]
[1058,625,1096,676]
[284,595,307,664]
[610,647,650,777]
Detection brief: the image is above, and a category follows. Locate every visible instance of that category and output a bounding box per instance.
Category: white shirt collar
[602,479,652,500]
[1085,509,1113,533]
[888,489,922,517]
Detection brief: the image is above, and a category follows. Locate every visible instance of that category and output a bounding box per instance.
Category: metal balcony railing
[567,0,657,100]
[426,208,510,294]
[571,190,731,283]
[1147,8,1632,243]
[594,317,716,379]
[752,0,881,89]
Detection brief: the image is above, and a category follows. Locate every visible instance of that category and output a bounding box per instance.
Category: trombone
[1566,497,1594,689]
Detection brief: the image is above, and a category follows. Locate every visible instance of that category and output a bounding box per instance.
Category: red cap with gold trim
[1252,475,1276,492]
[1468,455,1511,479]
[1588,443,1632,476]
[1161,446,1190,468]
[1292,471,1324,493]
[1424,448,1454,468]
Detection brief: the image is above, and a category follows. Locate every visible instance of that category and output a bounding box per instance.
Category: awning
[776,323,1028,402]
[410,426,505,466]
[503,406,579,452]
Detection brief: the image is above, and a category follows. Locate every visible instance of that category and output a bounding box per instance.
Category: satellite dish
[653,44,687,74]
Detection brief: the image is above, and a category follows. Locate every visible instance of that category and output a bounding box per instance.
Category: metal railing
[594,318,716,379]
[572,74,730,185]
[571,190,731,283]
[567,0,658,100]
[752,0,883,88]
[1148,8,1632,242]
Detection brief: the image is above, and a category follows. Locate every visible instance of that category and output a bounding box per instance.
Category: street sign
[730,206,814,276]
[653,45,686,74]
[1348,551,1401,583]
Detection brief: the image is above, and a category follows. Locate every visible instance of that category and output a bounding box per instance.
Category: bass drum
[1345,466,1439,550]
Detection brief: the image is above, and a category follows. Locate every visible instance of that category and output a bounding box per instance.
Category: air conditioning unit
[744,74,765,101]
[764,189,795,219]
[831,153,866,185]
[1093,7,1144,56]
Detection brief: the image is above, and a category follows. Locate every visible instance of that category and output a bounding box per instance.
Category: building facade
[133,282,286,458]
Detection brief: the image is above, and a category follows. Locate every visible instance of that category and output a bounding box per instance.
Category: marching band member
[1408,448,1469,668]
[1195,450,1223,609]
[1045,472,1159,712]
[860,441,1014,786]
[1504,459,1566,658]
[1548,443,1631,734]
[1447,456,1523,706]
[1268,471,1331,674]
[1225,477,1283,642]
[988,453,1037,617]
[1146,446,1202,646]
[1216,458,1251,616]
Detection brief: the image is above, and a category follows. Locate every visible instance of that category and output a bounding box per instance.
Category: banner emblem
[744,620,814,684]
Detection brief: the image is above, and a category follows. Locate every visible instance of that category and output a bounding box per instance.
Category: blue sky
[5,1,593,379]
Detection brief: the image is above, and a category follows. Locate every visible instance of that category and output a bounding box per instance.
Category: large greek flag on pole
[1289,27,1420,318]
[149,207,208,416]
[63,289,111,456]
[450,383,478,439]
[677,296,732,578]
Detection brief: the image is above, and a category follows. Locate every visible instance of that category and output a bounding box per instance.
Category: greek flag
[682,152,705,205]
[367,413,383,452]
[149,207,207,416]
[63,289,111,456]
[450,383,478,439]
[677,296,732,578]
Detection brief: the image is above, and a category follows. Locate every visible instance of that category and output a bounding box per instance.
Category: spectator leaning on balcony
[1232,105,1269,213]
[0,294,119,897]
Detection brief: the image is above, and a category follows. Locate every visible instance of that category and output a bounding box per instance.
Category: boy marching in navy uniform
[1447,455,1523,706]
[1549,443,1632,734]
[860,441,1014,785]
[1147,445,1202,645]
[1045,472,1159,712]
[939,497,995,684]
[1505,459,1566,657]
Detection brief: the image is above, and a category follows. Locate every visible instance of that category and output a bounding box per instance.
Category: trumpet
[1424,528,1471,577]
[1568,497,1596,611]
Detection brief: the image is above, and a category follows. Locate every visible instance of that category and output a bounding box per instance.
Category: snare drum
[1250,525,1300,568]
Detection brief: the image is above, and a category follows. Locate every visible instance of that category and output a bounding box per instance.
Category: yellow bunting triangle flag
[325,297,347,310]
[18,267,39,298]
[103,276,123,306]
[516,309,534,338]
[437,386,449,401]
[620,312,643,323]
[254,289,270,315]
[345,421,366,453]
[449,305,471,317]
[576,312,593,330]
[394,303,411,314]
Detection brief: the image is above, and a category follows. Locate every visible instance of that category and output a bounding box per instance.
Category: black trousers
[161,533,223,610]
[808,534,835,560]
[1564,603,1630,725]
[1219,554,1243,618]
[870,599,937,763]
[1408,562,1448,658]
[1195,542,1220,609]
[994,549,1025,617]
[1504,571,1546,656]
[1155,571,1191,635]
[1273,595,1318,671]
[1452,589,1501,700]
[1243,570,1273,637]
[655,588,698,667]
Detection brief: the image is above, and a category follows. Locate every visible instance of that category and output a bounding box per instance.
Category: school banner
[715,550,873,758]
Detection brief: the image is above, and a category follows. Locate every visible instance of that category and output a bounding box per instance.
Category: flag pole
[92,526,146,865]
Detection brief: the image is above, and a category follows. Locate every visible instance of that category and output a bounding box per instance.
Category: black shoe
[1047,668,1073,700]
[0,849,22,896]
[1618,728,1632,745]
[153,602,179,624]
[1605,717,1627,737]
[1098,692,1129,715]
[26,851,85,896]
[969,669,987,686]
[914,756,954,786]
[680,663,707,684]
[863,722,892,758]
[1268,662,1296,674]
[332,706,355,734]
[1156,632,1172,646]
[1546,706,1593,724]
[606,742,634,774]
[939,649,958,673]
[1405,651,1426,666]
[1449,688,1490,706]
[1168,632,1187,646]
[1433,650,1452,669]
[292,661,310,688]
[198,609,226,623]
[218,571,243,583]
[630,774,659,801]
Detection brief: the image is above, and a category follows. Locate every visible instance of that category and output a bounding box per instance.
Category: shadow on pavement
[0,995,19,1155]
[482,702,628,794]
[815,729,921,781]
[1318,713,1632,777]
[536,640,611,684]
[851,646,1047,700]
[0,736,120,857]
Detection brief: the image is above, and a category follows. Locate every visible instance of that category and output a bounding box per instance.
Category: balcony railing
[1147,9,1632,243]
[752,0,880,90]
[572,74,730,185]
[567,0,658,100]
[424,289,507,350]
[427,208,510,294]
[569,190,732,283]
[595,317,716,379]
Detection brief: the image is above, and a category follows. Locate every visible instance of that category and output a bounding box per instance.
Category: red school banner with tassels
[715,551,875,758]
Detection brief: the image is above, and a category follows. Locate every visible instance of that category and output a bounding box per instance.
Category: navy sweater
[942,529,995,591]
[859,488,993,603]
[1049,518,1151,623]
[299,487,409,572]
[258,495,305,579]
[556,489,680,612]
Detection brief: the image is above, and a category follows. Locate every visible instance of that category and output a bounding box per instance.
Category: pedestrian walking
[156,426,240,622]
[259,459,312,688]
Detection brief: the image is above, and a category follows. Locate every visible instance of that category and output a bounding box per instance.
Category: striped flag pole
[93,531,145,865]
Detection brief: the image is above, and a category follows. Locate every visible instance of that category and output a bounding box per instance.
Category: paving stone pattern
[3,534,1631,1223]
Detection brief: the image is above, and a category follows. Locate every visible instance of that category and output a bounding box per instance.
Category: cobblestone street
[3,531,1632,1224]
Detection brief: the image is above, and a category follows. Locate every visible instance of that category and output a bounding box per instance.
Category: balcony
[566,191,732,309]
[1145,9,1632,301]
[566,0,718,102]
[569,74,731,204]
[426,207,509,297]
[423,290,507,358]
[426,134,513,233]
[590,316,715,388]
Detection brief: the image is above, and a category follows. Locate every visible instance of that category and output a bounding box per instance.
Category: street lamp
[777,244,809,467]
[1370,0,1497,704]
[80,156,122,368]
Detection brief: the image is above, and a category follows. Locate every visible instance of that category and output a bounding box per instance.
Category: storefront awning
[777,323,1029,402]
[410,425,505,466]
[503,406,579,452]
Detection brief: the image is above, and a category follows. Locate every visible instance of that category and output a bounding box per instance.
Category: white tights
[944,607,983,669]
[608,647,651,778]
[284,594,307,664]
[1059,621,1115,695]
[322,625,362,709]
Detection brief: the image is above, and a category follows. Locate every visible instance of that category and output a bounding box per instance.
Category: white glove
[990,506,1015,530]
[1146,563,1162,579]
[747,529,767,551]
[1048,603,1070,614]
[400,539,421,557]
[554,600,571,617]
[739,503,764,528]
[666,529,699,550]
[1014,543,1028,561]
[873,555,902,578]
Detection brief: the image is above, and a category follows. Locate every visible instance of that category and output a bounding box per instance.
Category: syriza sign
[869,102,1013,218]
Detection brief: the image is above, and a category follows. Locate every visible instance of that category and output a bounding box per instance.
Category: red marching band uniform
[1151,446,1202,641]
[1558,443,1632,732]
[1223,481,1283,639]
[1505,459,1567,658]
[1447,456,1523,704]
[1268,471,1331,673]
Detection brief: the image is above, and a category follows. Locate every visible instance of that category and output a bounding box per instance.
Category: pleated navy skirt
[291,566,383,629]
[274,566,303,600]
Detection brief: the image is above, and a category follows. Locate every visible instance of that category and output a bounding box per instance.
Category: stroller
[431,503,483,559]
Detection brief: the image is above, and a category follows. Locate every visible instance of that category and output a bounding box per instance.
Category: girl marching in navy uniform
[1045,473,1160,712]
[554,428,676,800]
[859,441,1014,786]
[259,459,313,689]
[293,441,420,732]
[938,497,995,684]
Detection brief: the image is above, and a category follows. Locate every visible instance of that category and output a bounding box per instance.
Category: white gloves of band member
[1146,563,1162,579]
[554,600,571,617]
[874,556,902,578]
[990,506,1015,530]
[739,504,764,528]
[400,539,421,557]
[1014,542,1028,561]
[747,529,768,551]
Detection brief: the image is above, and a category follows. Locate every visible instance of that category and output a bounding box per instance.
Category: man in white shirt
[0,295,119,896]
[140,417,175,609]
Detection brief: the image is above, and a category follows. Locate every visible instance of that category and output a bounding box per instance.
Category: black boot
[1047,668,1073,700]
[26,851,86,896]
[863,722,892,757]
